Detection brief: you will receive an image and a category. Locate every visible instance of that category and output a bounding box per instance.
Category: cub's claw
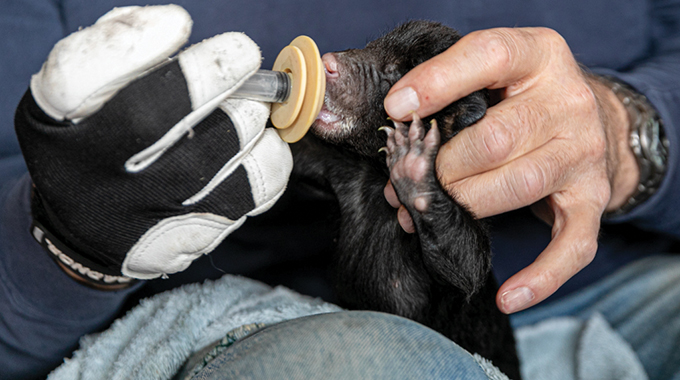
[378,125,395,137]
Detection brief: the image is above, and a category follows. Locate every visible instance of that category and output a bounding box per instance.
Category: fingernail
[385,87,420,120]
[500,287,535,314]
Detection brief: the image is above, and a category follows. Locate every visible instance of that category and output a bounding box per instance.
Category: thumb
[384,28,552,121]
[383,32,486,120]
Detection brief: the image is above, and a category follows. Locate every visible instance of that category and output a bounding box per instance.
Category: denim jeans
[188,310,500,380]
[189,255,680,380]
[512,254,680,380]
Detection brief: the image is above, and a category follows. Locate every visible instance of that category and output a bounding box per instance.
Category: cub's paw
[381,115,441,214]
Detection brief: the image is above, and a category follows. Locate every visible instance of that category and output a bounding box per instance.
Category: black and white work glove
[14,5,293,286]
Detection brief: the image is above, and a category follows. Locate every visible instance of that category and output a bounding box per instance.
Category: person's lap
[190,255,680,380]
[47,254,680,380]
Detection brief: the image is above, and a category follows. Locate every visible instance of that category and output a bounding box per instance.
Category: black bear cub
[291,21,521,379]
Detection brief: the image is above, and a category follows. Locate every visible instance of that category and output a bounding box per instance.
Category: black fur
[291,21,521,379]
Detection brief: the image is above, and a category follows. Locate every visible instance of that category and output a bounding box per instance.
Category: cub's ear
[435,89,488,142]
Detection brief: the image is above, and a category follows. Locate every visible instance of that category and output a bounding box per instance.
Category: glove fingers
[178,32,262,111]
[110,99,271,207]
[181,99,271,206]
[30,3,263,178]
[120,128,292,279]
[242,128,294,216]
[191,128,293,218]
[121,212,248,279]
[122,32,262,173]
[31,5,192,121]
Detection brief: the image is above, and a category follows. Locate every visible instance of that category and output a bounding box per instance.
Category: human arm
[383,2,680,314]
[0,168,144,380]
[2,4,293,378]
[0,2,119,378]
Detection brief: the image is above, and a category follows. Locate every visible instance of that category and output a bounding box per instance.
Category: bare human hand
[383,27,640,314]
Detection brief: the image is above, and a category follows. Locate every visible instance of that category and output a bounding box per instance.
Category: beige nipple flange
[270,36,326,143]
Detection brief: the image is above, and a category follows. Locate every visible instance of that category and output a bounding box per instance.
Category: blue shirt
[1,0,679,378]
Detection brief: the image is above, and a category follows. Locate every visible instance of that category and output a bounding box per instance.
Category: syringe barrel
[230,70,291,103]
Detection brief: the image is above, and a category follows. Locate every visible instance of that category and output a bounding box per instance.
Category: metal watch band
[598,75,670,218]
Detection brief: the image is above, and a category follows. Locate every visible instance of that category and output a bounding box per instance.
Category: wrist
[587,76,640,211]
[31,221,138,290]
[591,74,670,218]
[29,189,137,290]
[31,221,137,291]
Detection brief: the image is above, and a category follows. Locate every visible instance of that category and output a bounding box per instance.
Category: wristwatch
[599,75,670,218]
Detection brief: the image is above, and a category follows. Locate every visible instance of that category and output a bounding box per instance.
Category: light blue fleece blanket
[48,275,342,380]
[47,274,647,380]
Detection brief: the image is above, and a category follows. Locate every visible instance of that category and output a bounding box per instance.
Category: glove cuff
[30,220,137,290]
[30,187,137,290]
